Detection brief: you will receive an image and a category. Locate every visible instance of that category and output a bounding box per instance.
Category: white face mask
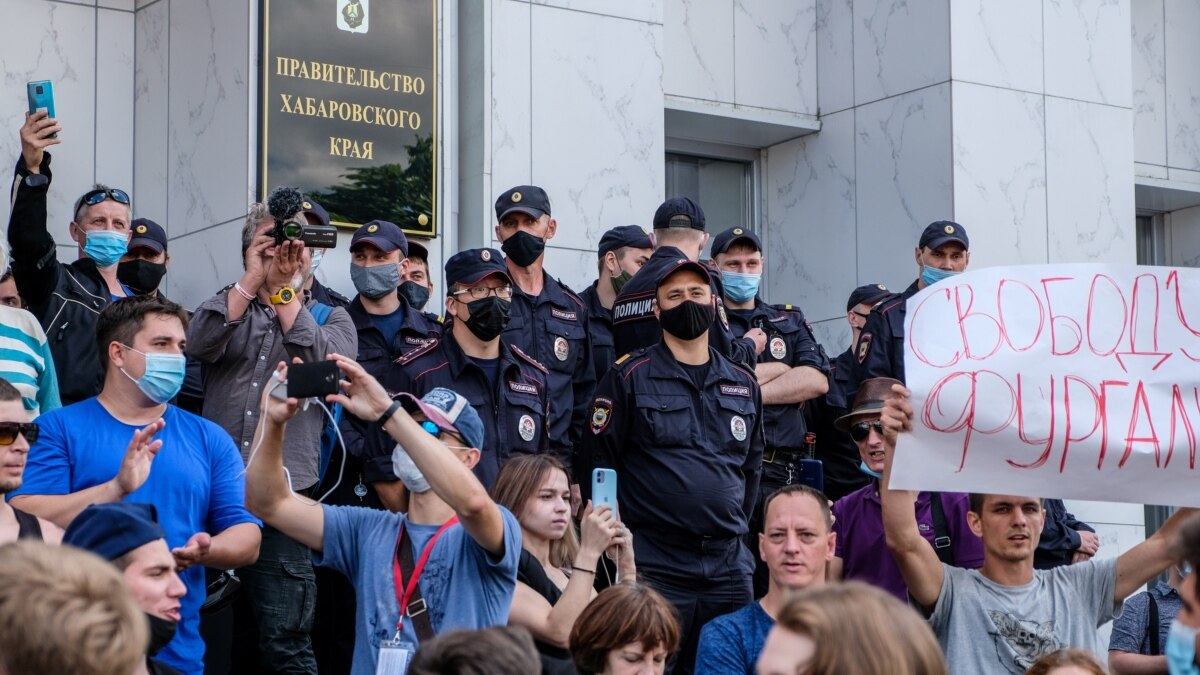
[392,444,431,493]
[310,248,325,272]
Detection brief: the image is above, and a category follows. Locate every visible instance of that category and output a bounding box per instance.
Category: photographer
[186,203,357,674]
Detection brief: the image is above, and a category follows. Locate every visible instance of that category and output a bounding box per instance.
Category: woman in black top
[493,455,636,674]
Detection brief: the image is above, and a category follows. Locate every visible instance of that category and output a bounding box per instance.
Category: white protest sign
[891,263,1200,506]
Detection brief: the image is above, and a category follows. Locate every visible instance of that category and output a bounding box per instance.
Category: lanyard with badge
[376,516,459,675]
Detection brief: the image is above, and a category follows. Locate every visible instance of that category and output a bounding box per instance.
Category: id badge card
[376,639,417,675]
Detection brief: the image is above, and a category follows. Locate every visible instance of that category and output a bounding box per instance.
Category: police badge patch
[337,0,369,33]
[769,336,786,360]
[857,333,873,363]
[590,399,612,435]
[518,414,536,442]
[730,415,747,441]
[553,336,569,361]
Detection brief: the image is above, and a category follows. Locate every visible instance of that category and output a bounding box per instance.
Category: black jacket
[7,153,111,404]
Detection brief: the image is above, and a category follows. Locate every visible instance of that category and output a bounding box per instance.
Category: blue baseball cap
[300,199,331,227]
[598,225,653,257]
[709,227,761,256]
[653,197,705,231]
[351,220,409,256]
[129,218,168,254]
[495,185,551,221]
[444,248,510,288]
[63,502,167,561]
[655,257,712,287]
[918,221,969,250]
[398,387,485,450]
[846,283,891,312]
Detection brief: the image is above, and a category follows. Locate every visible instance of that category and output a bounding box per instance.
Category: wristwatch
[269,286,297,305]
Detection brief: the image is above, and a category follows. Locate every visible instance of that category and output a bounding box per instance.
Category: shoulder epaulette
[509,343,549,375]
[614,353,633,366]
[771,303,803,313]
[395,337,440,365]
[422,311,445,325]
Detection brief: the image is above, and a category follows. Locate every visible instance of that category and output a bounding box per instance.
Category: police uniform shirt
[581,343,764,541]
[578,281,616,384]
[343,296,443,485]
[803,347,872,501]
[394,330,551,489]
[611,246,757,370]
[725,301,830,451]
[849,280,920,395]
[502,272,594,460]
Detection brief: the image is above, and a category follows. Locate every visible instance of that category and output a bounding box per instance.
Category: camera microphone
[267,186,304,226]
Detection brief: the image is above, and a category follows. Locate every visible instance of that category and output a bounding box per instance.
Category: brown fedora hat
[834,377,904,431]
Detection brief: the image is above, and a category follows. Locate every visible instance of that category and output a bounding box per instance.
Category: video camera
[266,186,338,249]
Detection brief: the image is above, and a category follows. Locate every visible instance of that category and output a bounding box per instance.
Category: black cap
[846,283,891,312]
[62,502,167,561]
[129,218,167,254]
[445,248,511,288]
[495,185,551,221]
[598,225,653,257]
[350,220,408,256]
[709,227,761,256]
[655,258,712,288]
[918,221,969,250]
[653,197,705,231]
[300,199,331,227]
[406,238,430,262]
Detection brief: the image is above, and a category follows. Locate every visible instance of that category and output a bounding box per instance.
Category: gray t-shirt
[929,557,1121,674]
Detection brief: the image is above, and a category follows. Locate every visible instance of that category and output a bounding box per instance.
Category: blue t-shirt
[315,504,521,675]
[695,601,774,675]
[369,304,407,348]
[8,399,260,674]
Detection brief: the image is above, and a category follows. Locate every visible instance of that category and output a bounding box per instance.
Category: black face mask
[659,300,714,341]
[461,296,511,342]
[500,230,546,267]
[117,259,167,295]
[146,613,178,656]
[398,280,431,311]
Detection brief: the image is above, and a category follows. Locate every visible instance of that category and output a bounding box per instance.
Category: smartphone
[591,468,618,518]
[269,361,340,400]
[26,81,57,138]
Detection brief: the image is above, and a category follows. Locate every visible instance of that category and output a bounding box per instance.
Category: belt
[640,527,740,552]
[763,447,806,466]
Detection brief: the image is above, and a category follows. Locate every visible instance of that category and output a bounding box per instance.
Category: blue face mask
[859,460,883,479]
[1167,620,1200,675]
[120,345,186,403]
[921,265,959,287]
[310,248,325,272]
[84,230,129,268]
[722,271,761,303]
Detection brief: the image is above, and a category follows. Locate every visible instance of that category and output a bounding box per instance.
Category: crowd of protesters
[3,105,1200,675]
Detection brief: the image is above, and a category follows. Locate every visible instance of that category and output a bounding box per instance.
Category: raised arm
[878,385,945,612]
[326,353,506,555]
[1115,507,1200,602]
[8,112,64,311]
[243,362,326,551]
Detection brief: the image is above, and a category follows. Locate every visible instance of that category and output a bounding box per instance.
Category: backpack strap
[1148,592,1161,656]
[310,302,333,326]
[930,492,955,566]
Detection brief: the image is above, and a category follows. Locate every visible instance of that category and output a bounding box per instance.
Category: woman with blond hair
[756,581,948,675]
[493,454,635,674]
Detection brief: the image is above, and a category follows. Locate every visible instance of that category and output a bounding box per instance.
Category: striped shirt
[0,306,60,418]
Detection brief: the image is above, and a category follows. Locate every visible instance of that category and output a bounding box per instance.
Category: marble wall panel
[527,4,664,254]
[528,0,661,25]
[160,217,243,309]
[0,1,96,243]
[815,0,853,115]
[854,83,953,290]
[457,0,489,248]
[166,0,250,237]
[133,0,168,224]
[1165,0,1200,170]
[96,8,134,198]
[852,0,950,106]
[949,0,1042,94]
[1045,97,1135,263]
[488,0,533,204]
[1132,0,1166,167]
[99,0,135,11]
[663,0,734,103]
[763,109,855,323]
[810,317,852,358]
[1168,204,1200,267]
[951,82,1047,267]
[733,0,816,115]
[1043,0,1132,107]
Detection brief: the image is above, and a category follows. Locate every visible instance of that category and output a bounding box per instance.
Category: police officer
[804,283,893,502]
[611,197,765,371]
[851,221,969,389]
[578,224,653,383]
[393,248,551,489]
[582,258,763,675]
[399,238,445,326]
[493,185,594,473]
[298,199,352,309]
[708,226,830,594]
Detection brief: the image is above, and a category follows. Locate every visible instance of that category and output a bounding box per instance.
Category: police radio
[795,432,825,492]
[266,186,338,249]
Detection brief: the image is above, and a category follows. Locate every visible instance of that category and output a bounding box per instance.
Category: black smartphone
[273,361,340,400]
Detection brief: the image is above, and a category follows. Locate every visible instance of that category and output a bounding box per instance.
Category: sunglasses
[848,420,884,442]
[0,422,39,445]
[419,419,465,446]
[74,187,131,214]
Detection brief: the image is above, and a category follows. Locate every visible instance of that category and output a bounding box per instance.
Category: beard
[0,477,22,495]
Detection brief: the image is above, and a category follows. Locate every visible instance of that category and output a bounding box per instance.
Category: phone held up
[269,361,340,401]
[591,468,618,519]
[26,81,57,138]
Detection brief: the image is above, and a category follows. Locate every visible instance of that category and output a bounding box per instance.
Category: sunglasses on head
[0,422,39,445]
[848,420,883,442]
[75,188,131,214]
